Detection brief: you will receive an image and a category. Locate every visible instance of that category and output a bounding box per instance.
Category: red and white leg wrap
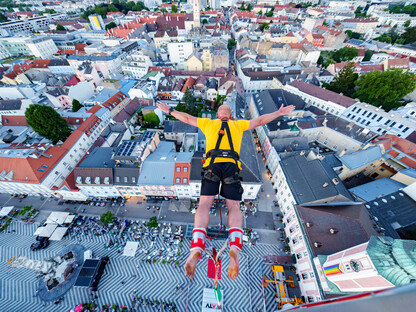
[190,228,206,253]
[229,227,243,251]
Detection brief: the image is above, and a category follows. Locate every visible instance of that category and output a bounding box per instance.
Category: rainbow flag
[324,264,342,276]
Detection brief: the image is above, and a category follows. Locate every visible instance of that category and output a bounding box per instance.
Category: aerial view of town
[1,0,416,311]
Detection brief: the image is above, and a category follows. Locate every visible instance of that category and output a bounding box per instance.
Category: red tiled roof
[289,43,303,49]
[148,66,171,76]
[87,105,102,114]
[181,77,196,93]
[31,59,50,68]
[290,80,356,107]
[64,75,80,87]
[101,91,128,111]
[1,115,27,126]
[375,134,416,168]
[285,32,295,37]
[343,17,378,23]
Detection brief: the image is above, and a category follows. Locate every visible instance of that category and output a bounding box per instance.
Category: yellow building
[201,48,212,71]
[185,53,203,71]
[281,32,298,44]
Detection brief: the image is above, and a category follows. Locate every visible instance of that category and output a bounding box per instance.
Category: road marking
[2,197,12,207]
[39,198,49,209]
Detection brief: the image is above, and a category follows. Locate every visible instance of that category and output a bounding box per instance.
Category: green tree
[259,22,270,32]
[326,62,358,98]
[171,4,177,13]
[183,88,195,113]
[404,19,411,28]
[72,99,83,112]
[147,216,158,228]
[265,7,274,17]
[105,21,117,30]
[56,24,66,31]
[0,12,8,23]
[345,30,361,40]
[258,10,263,15]
[213,94,226,110]
[202,18,208,24]
[402,26,416,44]
[246,3,252,11]
[239,3,245,10]
[362,50,372,62]
[355,69,416,111]
[143,112,160,127]
[332,47,359,62]
[25,104,71,144]
[100,211,114,225]
[227,38,236,51]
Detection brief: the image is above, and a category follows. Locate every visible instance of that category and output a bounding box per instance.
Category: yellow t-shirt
[197,118,251,169]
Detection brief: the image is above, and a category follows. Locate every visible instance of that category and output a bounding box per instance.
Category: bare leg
[226,199,242,280]
[185,195,215,278]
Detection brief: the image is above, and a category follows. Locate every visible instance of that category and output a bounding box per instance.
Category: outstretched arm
[248,104,296,130]
[156,101,198,127]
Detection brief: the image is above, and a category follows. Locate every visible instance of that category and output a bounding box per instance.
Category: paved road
[0,220,289,312]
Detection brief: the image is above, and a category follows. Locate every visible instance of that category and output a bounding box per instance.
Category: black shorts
[200,162,243,201]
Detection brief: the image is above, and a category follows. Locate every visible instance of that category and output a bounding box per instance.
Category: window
[116,176,120,182]
[403,127,409,133]
[357,117,361,122]
[124,177,128,183]
[356,108,362,113]
[391,121,396,127]
[366,112,372,117]
[310,272,315,278]
[384,119,390,125]
[377,116,383,122]
[176,167,181,172]
[176,178,180,183]
[398,124,403,129]
[301,272,309,280]
[303,251,308,257]
[183,178,188,183]
[183,167,188,172]
[296,253,302,259]
[132,177,136,183]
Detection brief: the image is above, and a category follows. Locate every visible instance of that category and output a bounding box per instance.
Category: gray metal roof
[164,120,198,133]
[349,178,406,202]
[78,147,115,168]
[337,146,382,170]
[280,152,354,205]
[365,190,416,238]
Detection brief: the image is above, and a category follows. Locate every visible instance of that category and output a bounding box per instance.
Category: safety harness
[202,118,242,185]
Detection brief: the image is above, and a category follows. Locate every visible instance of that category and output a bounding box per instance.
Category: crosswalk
[0,220,286,312]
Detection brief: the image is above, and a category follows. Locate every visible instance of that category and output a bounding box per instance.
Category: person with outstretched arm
[156,101,295,280]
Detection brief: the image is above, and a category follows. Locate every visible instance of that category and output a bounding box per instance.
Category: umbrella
[75,304,83,312]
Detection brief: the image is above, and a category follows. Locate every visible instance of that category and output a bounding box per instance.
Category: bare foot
[228,247,240,280]
[184,250,201,278]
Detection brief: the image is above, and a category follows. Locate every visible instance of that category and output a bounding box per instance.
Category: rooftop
[337,146,382,170]
[297,203,379,256]
[280,152,354,205]
[349,178,406,202]
[78,147,115,168]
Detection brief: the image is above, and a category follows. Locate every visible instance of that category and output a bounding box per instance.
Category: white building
[0,13,64,35]
[342,102,416,138]
[0,35,58,59]
[167,41,194,65]
[285,80,358,116]
[121,51,153,79]
[89,14,106,31]
[0,106,110,196]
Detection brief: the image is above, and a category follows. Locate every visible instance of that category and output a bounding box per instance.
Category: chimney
[306,222,313,227]
[338,149,347,157]
[322,118,328,126]
[329,228,338,234]
[314,242,322,248]
[322,182,328,187]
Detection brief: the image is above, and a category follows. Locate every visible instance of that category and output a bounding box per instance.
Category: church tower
[193,0,200,28]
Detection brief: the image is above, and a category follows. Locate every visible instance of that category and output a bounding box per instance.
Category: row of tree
[374,25,416,45]
[324,64,416,111]
[318,47,361,68]
[390,4,416,17]
[81,0,148,19]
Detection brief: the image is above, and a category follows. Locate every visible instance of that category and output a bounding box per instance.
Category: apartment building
[167,41,193,65]
[0,35,58,59]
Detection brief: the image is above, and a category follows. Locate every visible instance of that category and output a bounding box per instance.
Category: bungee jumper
[156,101,295,281]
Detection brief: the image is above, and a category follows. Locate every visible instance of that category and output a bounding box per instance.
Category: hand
[277,104,295,117]
[156,101,171,114]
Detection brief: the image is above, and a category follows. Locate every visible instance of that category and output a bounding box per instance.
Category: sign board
[202,288,223,311]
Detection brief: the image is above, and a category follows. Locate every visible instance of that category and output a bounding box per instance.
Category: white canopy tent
[45,212,70,225]
[49,227,68,241]
[34,224,58,238]
[64,214,76,224]
[0,206,14,217]
[123,241,139,257]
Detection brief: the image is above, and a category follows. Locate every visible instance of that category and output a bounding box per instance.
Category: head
[216,105,232,120]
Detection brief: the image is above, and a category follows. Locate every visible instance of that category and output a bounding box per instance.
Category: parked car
[31,237,49,251]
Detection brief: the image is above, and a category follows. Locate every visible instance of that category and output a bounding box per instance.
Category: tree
[72,99,83,112]
[332,47,359,62]
[239,3,245,10]
[246,3,252,11]
[100,211,114,225]
[362,50,372,62]
[56,24,66,31]
[258,10,263,16]
[171,4,177,13]
[404,19,411,28]
[265,7,274,17]
[25,104,71,144]
[183,88,195,113]
[227,38,236,51]
[259,22,270,32]
[105,21,117,30]
[345,30,361,40]
[326,62,358,98]
[143,112,160,127]
[0,12,8,23]
[147,216,158,228]
[402,26,416,44]
[213,94,226,110]
[202,18,208,24]
[355,69,416,111]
